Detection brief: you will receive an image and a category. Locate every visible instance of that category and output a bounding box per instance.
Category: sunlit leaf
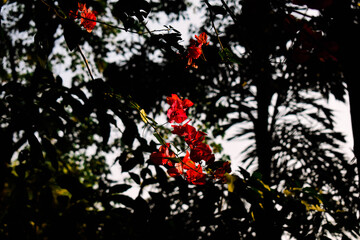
[139,109,148,123]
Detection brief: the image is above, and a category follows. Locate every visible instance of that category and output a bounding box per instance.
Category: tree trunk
[255,74,273,184]
[330,0,360,210]
[253,59,282,239]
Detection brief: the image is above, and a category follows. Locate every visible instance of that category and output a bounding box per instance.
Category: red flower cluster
[150,94,230,185]
[69,3,97,33]
[171,123,214,163]
[186,32,209,68]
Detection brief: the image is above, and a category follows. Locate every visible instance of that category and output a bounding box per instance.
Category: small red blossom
[190,142,215,164]
[69,3,97,33]
[80,7,97,33]
[186,129,207,148]
[171,124,188,136]
[187,40,203,59]
[167,162,183,177]
[78,3,86,12]
[186,33,209,69]
[69,9,79,19]
[186,39,203,68]
[182,151,195,170]
[181,151,206,185]
[166,94,193,123]
[167,105,188,123]
[166,94,194,109]
[213,161,231,181]
[186,166,206,185]
[172,123,206,148]
[195,32,209,46]
[149,143,175,166]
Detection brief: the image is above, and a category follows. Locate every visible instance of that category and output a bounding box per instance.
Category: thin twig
[40,0,66,19]
[220,0,237,23]
[77,45,95,81]
[82,16,172,35]
[142,21,153,36]
[203,0,224,50]
[80,16,149,35]
[291,9,315,18]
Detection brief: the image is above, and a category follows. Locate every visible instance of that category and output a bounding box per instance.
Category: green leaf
[164,157,181,163]
[252,171,263,180]
[129,100,141,110]
[218,48,242,64]
[153,132,166,146]
[224,173,237,192]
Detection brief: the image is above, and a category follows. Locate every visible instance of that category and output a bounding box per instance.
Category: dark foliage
[1,0,359,239]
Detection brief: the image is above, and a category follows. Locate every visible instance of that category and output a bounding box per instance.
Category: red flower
[185,33,209,68]
[213,161,231,181]
[182,151,195,169]
[181,151,206,185]
[187,129,207,148]
[167,103,188,123]
[78,3,86,11]
[167,163,183,177]
[166,94,194,109]
[69,3,85,19]
[186,166,206,185]
[69,9,79,19]
[149,143,175,166]
[166,94,193,123]
[195,32,209,46]
[69,3,96,32]
[172,123,206,147]
[80,6,97,33]
[190,142,215,164]
[186,39,203,68]
[187,39,203,59]
[171,123,187,136]
[69,3,97,32]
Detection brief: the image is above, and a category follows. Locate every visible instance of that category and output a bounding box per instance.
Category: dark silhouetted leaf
[129,172,140,184]
[62,20,83,51]
[109,184,132,194]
